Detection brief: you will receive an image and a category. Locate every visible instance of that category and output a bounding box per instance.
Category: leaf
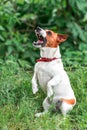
[67,22,80,38]
[25,0,30,3]
[67,22,86,41]
[79,43,87,50]
[68,0,76,7]
[5,40,12,45]
[0,35,5,41]
[16,0,25,4]
[76,0,87,13]
[17,59,32,69]
[0,25,5,31]
[72,23,87,42]
[7,46,14,55]
[79,31,87,42]
[82,13,87,22]
[20,14,37,22]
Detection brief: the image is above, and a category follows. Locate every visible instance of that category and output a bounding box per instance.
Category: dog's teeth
[33,41,36,44]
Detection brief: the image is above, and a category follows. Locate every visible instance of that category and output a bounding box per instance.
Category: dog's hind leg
[60,102,73,116]
[35,97,50,117]
[43,97,51,111]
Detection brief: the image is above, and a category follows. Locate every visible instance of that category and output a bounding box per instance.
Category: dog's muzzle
[33,27,47,47]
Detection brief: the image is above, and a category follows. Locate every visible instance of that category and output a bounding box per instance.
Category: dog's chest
[35,61,62,92]
[36,62,53,92]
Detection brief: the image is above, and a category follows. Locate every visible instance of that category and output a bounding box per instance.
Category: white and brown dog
[32,27,76,117]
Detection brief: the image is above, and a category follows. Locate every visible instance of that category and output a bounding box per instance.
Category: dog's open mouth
[33,33,45,46]
[36,33,44,44]
[33,27,47,47]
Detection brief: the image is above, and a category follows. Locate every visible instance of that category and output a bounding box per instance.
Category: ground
[0,59,87,130]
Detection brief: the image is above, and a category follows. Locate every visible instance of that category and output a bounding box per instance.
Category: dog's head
[33,27,68,48]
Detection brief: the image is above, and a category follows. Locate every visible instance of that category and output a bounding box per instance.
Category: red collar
[36,57,58,62]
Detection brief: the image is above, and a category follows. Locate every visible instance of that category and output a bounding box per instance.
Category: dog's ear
[57,34,68,43]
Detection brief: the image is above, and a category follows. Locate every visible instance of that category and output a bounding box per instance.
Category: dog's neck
[40,46,61,58]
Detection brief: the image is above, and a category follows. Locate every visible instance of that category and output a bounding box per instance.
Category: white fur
[35,28,46,38]
[32,46,76,117]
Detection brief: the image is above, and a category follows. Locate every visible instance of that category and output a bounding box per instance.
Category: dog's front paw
[32,86,38,94]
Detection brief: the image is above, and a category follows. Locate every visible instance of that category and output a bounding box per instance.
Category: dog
[32,27,76,117]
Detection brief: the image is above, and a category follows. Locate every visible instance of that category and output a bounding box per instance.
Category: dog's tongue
[38,40,43,44]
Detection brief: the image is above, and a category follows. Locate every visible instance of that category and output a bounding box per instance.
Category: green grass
[0,59,87,130]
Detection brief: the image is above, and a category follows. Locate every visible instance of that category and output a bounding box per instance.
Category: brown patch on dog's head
[33,27,68,48]
[45,30,68,48]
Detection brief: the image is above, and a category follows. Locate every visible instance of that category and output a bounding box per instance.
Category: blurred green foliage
[0,0,87,65]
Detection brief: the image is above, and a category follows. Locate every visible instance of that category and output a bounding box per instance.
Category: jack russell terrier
[32,27,76,117]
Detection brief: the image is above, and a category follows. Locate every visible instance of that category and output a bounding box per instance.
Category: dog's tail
[52,98,76,113]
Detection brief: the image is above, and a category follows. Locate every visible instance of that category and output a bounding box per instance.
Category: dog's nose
[37,26,42,31]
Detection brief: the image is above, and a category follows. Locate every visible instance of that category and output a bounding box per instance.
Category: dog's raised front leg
[47,75,61,97]
[32,71,38,94]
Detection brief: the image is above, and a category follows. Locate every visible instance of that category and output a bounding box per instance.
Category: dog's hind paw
[35,112,43,117]
[35,112,46,117]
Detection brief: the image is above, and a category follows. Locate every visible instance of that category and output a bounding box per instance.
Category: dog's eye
[46,31,52,35]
